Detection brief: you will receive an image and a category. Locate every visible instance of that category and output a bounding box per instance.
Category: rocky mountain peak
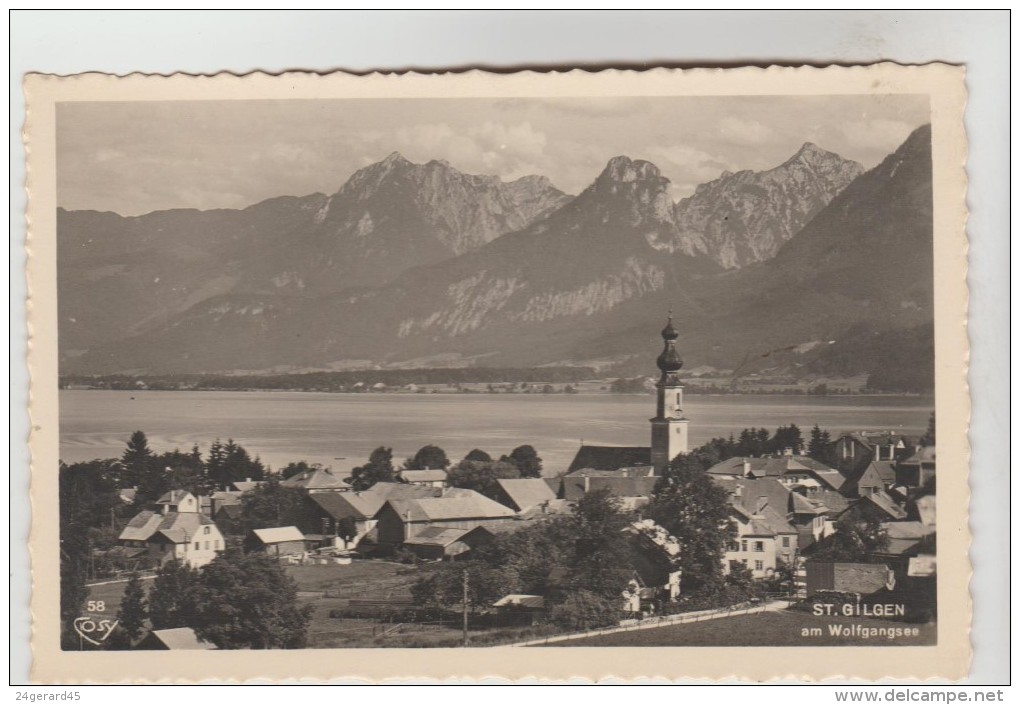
[673,142,864,268]
[599,156,664,184]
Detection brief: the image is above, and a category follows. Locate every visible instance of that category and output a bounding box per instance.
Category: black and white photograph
[24,64,972,681]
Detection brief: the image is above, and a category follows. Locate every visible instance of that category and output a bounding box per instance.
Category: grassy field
[544,611,937,647]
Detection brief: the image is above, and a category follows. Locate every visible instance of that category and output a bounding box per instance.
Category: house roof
[494,478,557,512]
[560,476,658,502]
[251,526,305,544]
[811,489,853,518]
[731,502,796,536]
[399,469,448,483]
[901,446,937,466]
[215,504,243,520]
[210,490,242,505]
[232,480,264,493]
[403,526,492,547]
[543,477,563,496]
[493,594,545,609]
[147,512,219,544]
[879,521,933,556]
[861,461,897,486]
[146,627,217,650]
[280,467,350,491]
[840,431,911,448]
[156,489,193,505]
[386,491,517,522]
[705,456,842,489]
[863,491,909,520]
[713,477,793,517]
[311,482,440,521]
[566,445,651,474]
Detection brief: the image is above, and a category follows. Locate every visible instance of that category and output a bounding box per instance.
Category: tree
[404,444,451,471]
[121,430,154,487]
[550,591,618,631]
[161,449,211,497]
[190,551,313,649]
[769,424,804,455]
[810,509,889,562]
[110,572,148,649]
[501,444,543,478]
[446,460,520,500]
[348,446,396,491]
[647,453,735,595]
[566,489,633,600]
[920,411,936,447]
[147,560,200,630]
[239,475,307,534]
[462,448,492,463]
[280,461,313,480]
[411,562,520,612]
[807,425,836,465]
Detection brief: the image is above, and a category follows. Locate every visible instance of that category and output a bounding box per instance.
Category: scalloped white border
[25,64,970,683]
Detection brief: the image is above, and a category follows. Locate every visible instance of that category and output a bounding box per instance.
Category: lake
[58,390,934,476]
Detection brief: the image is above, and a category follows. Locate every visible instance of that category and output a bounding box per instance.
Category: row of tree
[347,443,542,491]
[108,552,312,650]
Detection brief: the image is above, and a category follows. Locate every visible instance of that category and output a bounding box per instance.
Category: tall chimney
[743,460,751,477]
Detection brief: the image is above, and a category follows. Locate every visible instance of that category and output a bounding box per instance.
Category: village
[60,316,938,650]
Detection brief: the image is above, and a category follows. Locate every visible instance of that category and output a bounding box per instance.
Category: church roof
[566,445,651,474]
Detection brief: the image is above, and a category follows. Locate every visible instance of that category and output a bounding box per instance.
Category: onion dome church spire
[656,308,684,379]
[650,309,689,473]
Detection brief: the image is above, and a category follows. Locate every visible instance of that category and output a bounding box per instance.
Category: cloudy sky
[57,95,929,216]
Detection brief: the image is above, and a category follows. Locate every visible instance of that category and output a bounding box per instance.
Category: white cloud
[718,116,776,145]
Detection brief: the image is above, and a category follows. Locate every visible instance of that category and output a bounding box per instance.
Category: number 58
[87,600,105,612]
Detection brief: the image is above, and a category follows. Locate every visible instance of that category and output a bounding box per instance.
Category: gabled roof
[386,491,517,522]
[280,467,350,491]
[399,469,448,483]
[862,490,909,520]
[403,525,493,547]
[156,489,193,505]
[712,477,792,517]
[232,480,264,493]
[880,521,933,556]
[706,456,842,488]
[145,627,217,650]
[839,431,911,448]
[251,526,305,544]
[147,512,218,544]
[311,482,440,521]
[566,445,651,475]
[215,504,243,520]
[790,491,827,515]
[493,594,545,609]
[560,475,658,502]
[494,478,557,512]
[901,446,936,466]
[811,489,853,518]
[210,490,242,505]
[119,511,165,542]
[860,461,897,486]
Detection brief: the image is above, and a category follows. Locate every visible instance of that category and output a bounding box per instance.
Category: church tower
[650,311,689,474]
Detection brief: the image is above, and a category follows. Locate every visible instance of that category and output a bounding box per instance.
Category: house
[623,519,683,603]
[895,446,936,488]
[855,460,898,497]
[492,594,545,626]
[834,431,912,463]
[244,526,307,557]
[705,456,845,494]
[855,490,909,522]
[804,561,895,597]
[724,496,798,580]
[566,445,652,475]
[118,490,226,568]
[559,475,657,505]
[375,490,518,546]
[302,482,441,541]
[281,466,351,492]
[715,476,829,549]
[397,468,448,488]
[137,627,217,650]
[401,525,495,560]
[491,478,558,513]
[209,490,242,515]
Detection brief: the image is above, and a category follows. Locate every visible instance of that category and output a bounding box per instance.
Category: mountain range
[58,126,934,390]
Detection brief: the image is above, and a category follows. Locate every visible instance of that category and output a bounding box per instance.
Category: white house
[118,490,226,568]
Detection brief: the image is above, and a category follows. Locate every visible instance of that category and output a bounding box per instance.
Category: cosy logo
[73,601,118,645]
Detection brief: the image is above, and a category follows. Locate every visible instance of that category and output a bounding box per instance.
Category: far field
[546,611,937,647]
